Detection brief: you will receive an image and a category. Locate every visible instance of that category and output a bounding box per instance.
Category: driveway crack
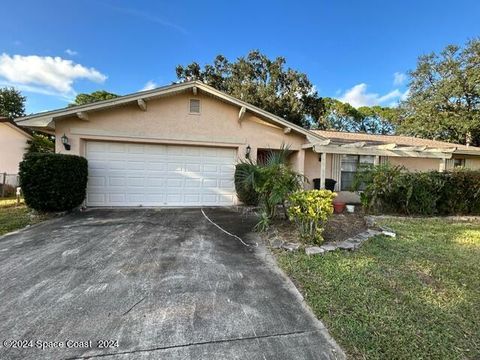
[71,329,322,359]
[122,297,145,316]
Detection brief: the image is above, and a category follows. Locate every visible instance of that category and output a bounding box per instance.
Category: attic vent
[189,99,200,113]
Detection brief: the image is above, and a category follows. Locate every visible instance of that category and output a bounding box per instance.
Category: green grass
[0,198,45,236]
[276,219,480,359]
[0,197,24,207]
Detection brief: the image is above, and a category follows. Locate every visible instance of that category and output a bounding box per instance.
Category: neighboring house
[15,81,480,207]
[0,117,32,177]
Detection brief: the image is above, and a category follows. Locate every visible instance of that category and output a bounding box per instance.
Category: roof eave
[14,80,327,142]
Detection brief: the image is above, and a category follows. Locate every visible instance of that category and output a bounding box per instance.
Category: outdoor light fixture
[246,145,251,159]
[61,134,71,151]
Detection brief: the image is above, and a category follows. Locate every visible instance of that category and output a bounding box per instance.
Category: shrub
[355,164,480,215]
[234,162,259,206]
[287,190,336,244]
[254,162,304,221]
[235,145,304,230]
[19,153,88,212]
[437,170,480,215]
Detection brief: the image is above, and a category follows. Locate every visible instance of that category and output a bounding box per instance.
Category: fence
[1,173,20,198]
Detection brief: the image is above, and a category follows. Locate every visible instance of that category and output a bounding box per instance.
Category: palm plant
[235,144,304,230]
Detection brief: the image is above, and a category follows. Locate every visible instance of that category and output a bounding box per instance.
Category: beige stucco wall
[0,123,30,174]
[303,150,333,189]
[55,92,309,173]
[387,157,441,171]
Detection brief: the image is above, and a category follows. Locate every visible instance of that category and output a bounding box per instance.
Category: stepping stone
[305,246,325,255]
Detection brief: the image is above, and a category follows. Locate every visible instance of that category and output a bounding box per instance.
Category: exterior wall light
[61,134,71,150]
[246,145,251,159]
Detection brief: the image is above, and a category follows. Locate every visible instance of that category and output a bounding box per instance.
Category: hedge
[355,164,480,215]
[19,153,88,212]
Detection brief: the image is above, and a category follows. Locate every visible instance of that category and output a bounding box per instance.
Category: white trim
[320,152,326,189]
[341,141,366,148]
[311,144,453,159]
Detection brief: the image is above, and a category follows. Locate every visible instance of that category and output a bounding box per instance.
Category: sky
[1,0,479,114]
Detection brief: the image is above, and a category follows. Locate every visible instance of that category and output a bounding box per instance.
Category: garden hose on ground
[200,208,258,248]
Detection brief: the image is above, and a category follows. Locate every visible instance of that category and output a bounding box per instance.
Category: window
[189,99,200,114]
[453,158,465,168]
[340,155,375,191]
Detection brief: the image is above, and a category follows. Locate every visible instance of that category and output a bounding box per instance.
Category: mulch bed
[268,211,368,244]
[323,212,368,243]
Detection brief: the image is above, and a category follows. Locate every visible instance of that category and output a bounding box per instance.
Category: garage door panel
[109,194,126,203]
[108,160,126,170]
[107,143,127,152]
[86,141,237,206]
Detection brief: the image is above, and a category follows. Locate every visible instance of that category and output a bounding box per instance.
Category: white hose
[201,208,258,248]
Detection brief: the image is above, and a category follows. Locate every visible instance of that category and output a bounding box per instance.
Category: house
[15,81,480,207]
[0,117,32,176]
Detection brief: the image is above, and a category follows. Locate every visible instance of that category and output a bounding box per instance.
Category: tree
[319,98,363,131]
[318,99,397,134]
[26,134,54,155]
[0,87,25,119]
[398,38,480,145]
[69,90,119,107]
[176,51,325,127]
[357,106,398,134]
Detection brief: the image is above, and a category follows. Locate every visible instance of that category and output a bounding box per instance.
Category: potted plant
[332,201,346,214]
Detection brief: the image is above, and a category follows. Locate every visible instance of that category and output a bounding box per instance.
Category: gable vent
[189,99,200,113]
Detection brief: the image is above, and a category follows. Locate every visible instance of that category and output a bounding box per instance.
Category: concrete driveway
[0,208,343,359]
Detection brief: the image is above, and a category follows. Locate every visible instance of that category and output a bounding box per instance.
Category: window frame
[453,158,465,168]
[340,155,375,191]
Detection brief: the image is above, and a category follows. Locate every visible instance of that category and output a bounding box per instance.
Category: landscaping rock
[320,244,337,252]
[282,242,301,251]
[270,238,284,249]
[336,241,356,250]
[381,229,396,237]
[305,246,325,255]
[365,216,377,228]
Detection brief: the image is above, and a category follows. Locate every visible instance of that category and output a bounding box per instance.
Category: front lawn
[276,218,480,359]
[0,199,47,236]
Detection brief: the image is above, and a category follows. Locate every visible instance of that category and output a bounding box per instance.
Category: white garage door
[85,141,237,207]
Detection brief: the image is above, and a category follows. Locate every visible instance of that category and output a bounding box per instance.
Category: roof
[313,130,472,150]
[0,116,33,139]
[15,81,326,142]
[312,130,480,156]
